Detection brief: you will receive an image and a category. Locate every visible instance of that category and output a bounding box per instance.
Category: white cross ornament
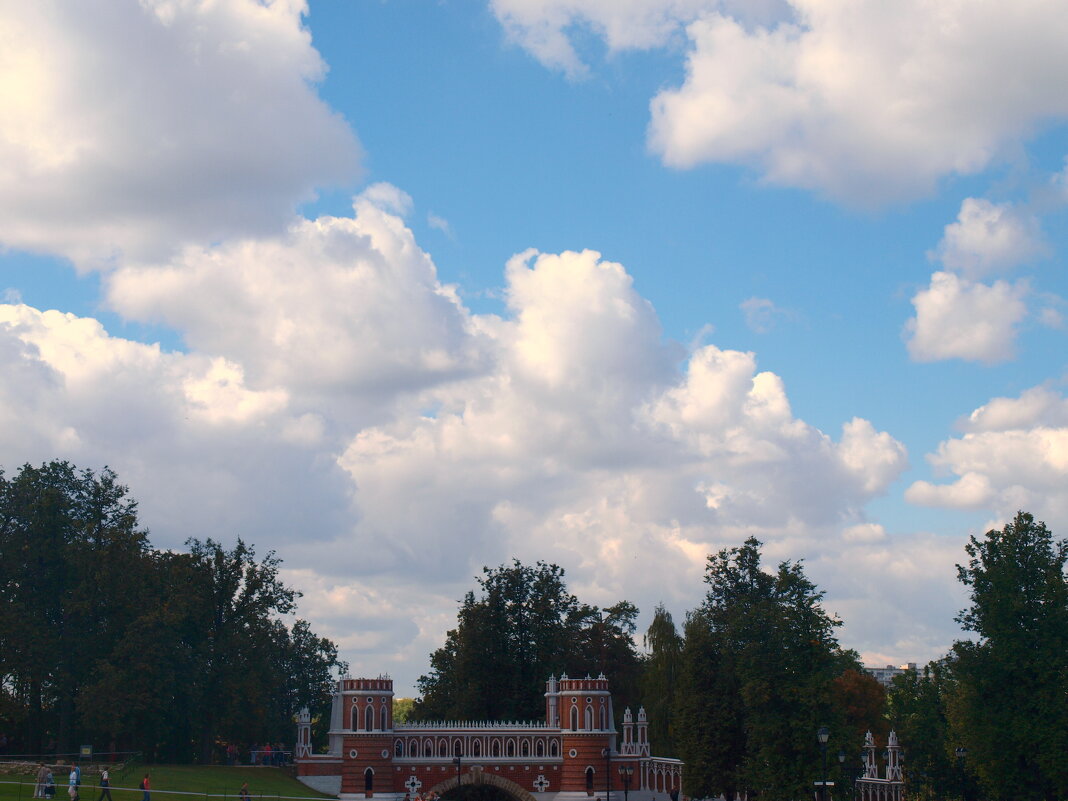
[405,777,423,793]
[533,775,550,792]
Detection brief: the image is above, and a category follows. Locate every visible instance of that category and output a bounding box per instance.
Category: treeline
[416,514,1068,801]
[0,461,344,763]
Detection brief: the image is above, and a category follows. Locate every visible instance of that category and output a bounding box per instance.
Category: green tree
[950,512,1068,801]
[887,660,957,801]
[677,538,859,801]
[641,604,682,755]
[414,560,641,722]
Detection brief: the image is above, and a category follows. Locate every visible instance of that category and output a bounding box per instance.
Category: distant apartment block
[864,663,917,688]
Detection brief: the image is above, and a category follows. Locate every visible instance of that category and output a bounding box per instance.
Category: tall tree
[950,512,1068,801]
[641,604,682,755]
[414,560,642,722]
[887,661,957,801]
[677,538,859,801]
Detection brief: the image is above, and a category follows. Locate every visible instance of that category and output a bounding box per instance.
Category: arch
[427,771,538,801]
[472,740,482,757]
[599,708,606,730]
[381,700,390,729]
[506,739,515,757]
[364,768,374,794]
[395,739,404,758]
[585,767,595,795]
[350,707,359,731]
[535,740,544,757]
[424,738,434,757]
[492,739,501,757]
[584,707,593,730]
[410,739,420,758]
[520,739,530,757]
[438,739,448,758]
[365,705,375,731]
[570,706,578,730]
[549,741,559,758]
[453,739,463,757]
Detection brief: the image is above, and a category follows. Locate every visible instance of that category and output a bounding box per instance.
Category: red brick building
[295,673,682,801]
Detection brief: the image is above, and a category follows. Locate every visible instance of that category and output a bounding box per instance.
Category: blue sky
[3,0,1068,695]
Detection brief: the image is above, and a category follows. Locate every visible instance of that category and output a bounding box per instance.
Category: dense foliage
[413,560,642,721]
[0,461,344,762]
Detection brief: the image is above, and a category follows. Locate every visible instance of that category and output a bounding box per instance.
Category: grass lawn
[0,766,333,801]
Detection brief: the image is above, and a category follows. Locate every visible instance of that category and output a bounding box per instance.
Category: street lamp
[817,727,830,801]
[602,748,613,801]
[453,755,462,794]
[838,751,846,801]
[618,765,634,801]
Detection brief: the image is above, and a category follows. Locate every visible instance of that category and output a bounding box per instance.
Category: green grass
[0,766,333,801]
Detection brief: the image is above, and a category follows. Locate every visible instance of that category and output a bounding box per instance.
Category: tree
[641,604,682,755]
[677,538,860,801]
[414,560,642,722]
[950,512,1068,801]
[887,661,957,801]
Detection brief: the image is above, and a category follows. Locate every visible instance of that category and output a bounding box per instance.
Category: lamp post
[817,727,830,801]
[453,755,462,795]
[955,747,968,801]
[618,765,633,801]
[602,748,612,801]
[838,750,846,801]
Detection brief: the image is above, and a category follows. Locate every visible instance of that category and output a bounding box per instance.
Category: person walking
[97,769,113,801]
[140,774,151,801]
[44,770,55,800]
[68,766,80,801]
[239,782,250,801]
[35,763,49,798]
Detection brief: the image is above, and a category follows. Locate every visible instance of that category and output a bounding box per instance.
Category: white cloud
[907,386,1068,525]
[905,271,1028,364]
[740,296,793,333]
[641,1,1068,203]
[0,0,359,268]
[106,186,488,419]
[932,198,1047,278]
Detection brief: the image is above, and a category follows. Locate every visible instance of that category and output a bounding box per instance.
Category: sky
[3,0,1068,698]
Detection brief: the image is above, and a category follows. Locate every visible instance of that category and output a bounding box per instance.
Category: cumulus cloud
[932,198,1047,278]
[106,185,487,420]
[905,271,1028,364]
[907,385,1068,526]
[0,0,359,267]
[3,195,922,690]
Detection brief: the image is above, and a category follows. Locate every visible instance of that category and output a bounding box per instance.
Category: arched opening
[570,706,578,730]
[599,708,606,730]
[585,768,595,796]
[492,740,501,757]
[454,739,463,757]
[425,739,433,756]
[439,740,448,758]
[364,768,374,794]
[411,740,421,758]
[365,705,375,731]
[430,772,538,801]
[506,739,515,757]
[549,741,558,757]
[535,740,544,757]
[350,706,359,731]
[584,707,593,730]
[395,740,404,758]
[473,740,482,757]
[520,740,530,757]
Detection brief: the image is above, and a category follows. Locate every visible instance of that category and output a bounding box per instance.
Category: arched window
[550,741,559,757]
[492,740,501,757]
[585,767,595,795]
[506,739,515,757]
[424,739,433,757]
[438,740,447,758]
[521,740,530,757]
[365,705,375,731]
[473,740,482,757]
[584,707,593,730]
[453,739,463,757]
[411,740,420,758]
[535,740,545,757]
[395,740,404,758]
[382,701,390,729]
[364,768,374,794]
[350,707,359,731]
[599,708,607,730]
[570,706,578,730]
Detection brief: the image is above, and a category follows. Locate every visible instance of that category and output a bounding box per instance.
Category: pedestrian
[140,774,151,801]
[98,769,113,801]
[68,766,79,801]
[44,770,55,800]
[239,782,250,801]
[35,763,49,798]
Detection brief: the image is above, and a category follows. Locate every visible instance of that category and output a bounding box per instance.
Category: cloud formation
[0,0,359,268]
[489,0,1068,203]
